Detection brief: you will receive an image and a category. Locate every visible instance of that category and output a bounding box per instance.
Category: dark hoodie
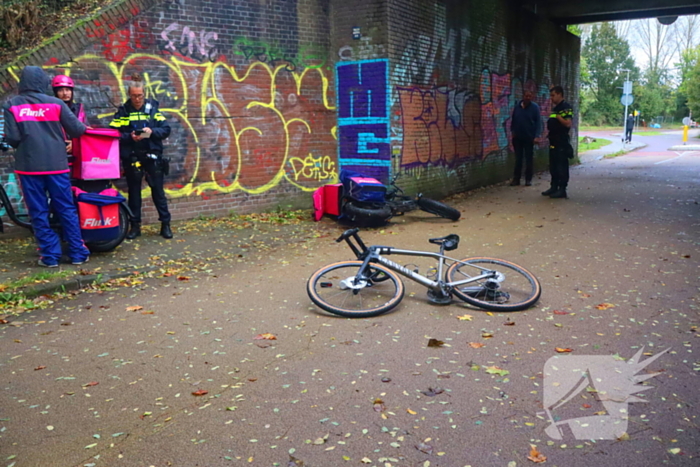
[2,66,86,174]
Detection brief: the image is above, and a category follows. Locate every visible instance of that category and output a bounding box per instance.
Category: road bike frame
[339,228,496,296]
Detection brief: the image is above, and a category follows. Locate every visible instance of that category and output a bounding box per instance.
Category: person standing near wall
[625,113,634,143]
[2,66,90,267]
[541,86,573,199]
[510,90,541,186]
[110,74,173,239]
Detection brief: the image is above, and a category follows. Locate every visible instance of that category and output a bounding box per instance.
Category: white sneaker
[72,257,90,266]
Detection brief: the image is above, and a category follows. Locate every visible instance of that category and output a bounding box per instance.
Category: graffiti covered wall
[0,0,336,222]
[0,0,580,223]
[385,0,580,196]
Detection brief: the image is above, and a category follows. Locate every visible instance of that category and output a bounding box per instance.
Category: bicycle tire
[85,204,129,253]
[446,257,540,311]
[307,260,404,318]
[343,201,392,225]
[417,197,461,221]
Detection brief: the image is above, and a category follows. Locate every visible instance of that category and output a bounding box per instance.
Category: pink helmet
[51,75,74,89]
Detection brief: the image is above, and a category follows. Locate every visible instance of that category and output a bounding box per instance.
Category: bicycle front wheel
[446,257,540,311]
[307,261,404,318]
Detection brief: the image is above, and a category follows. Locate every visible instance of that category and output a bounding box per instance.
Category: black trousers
[512,138,534,182]
[548,145,570,189]
[625,127,633,142]
[124,154,171,224]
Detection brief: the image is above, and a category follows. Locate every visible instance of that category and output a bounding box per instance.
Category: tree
[582,23,639,125]
[685,47,700,118]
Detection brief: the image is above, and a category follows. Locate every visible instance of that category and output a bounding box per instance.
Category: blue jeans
[19,173,89,265]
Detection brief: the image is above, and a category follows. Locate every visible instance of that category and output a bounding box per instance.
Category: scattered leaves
[555,347,573,353]
[126,305,143,312]
[468,342,485,349]
[553,310,569,315]
[481,332,493,338]
[617,432,630,441]
[503,319,515,326]
[192,389,208,396]
[82,381,99,388]
[456,314,473,321]
[427,338,445,348]
[407,408,417,415]
[34,365,46,371]
[595,303,615,310]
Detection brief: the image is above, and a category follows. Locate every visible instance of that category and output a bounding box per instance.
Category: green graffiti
[232,37,326,71]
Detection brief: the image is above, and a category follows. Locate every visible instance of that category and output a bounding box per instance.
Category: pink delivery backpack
[72,128,121,180]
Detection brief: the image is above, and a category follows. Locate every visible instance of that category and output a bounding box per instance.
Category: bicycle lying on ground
[307,228,541,317]
[341,173,461,225]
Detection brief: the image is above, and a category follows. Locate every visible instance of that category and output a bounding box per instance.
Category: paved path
[0,135,699,467]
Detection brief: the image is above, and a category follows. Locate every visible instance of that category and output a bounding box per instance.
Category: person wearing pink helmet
[52,75,86,155]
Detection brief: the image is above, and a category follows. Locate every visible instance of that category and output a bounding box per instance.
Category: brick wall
[1,0,579,228]
[386,0,580,198]
[1,0,336,227]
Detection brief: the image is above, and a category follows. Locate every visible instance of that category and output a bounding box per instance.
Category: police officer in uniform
[541,86,574,199]
[110,75,172,239]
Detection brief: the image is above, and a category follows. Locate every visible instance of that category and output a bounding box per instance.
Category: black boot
[160,222,173,239]
[549,188,568,199]
[126,222,141,240]
[541,186,557,196]
[509,179,520,186]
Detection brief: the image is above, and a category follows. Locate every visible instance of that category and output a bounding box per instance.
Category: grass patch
[603,149,628,159]
[633,131,662,136]
[0,269,75,293]
[578,137,612,152]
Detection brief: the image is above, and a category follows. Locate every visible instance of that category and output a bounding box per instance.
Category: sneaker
[38,259,58,268]
[72,256,90,266]
[509,180,520,186]
[541,187,557,196]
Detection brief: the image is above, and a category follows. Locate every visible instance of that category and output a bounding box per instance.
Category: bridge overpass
[513,0,700,24]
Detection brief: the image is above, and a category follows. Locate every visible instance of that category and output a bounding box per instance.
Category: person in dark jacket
[625,113,634,143]
[542,86,574,199]
[2,66,90,267]
[510,90,541,186]
[109,75,172,239]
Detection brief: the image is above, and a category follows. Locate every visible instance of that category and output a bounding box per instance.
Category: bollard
[683,125,688,144]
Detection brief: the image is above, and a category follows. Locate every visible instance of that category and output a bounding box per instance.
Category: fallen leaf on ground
[481,332,493,338]
[527,445,547,463]
[555,347,573,353]
[484,366,509,376]
[82,381,99,387]
[415,442,434,454]
[373,398,386,412]
[177,276,190,281]
[456,314,473,321]
[553,310,569,315]
[617,432,630,441]
[192,389,208,396]
[407,408,417,414]
[427,338,445,348]
[34,365,46,371]
[595,303,615,310]
[421,387,444,397]
[126,305,143,312]
[0,319,8,324]
[503,320,515,326]
[254,333,277,340]
[141,310,154,315]
[288,455,305,466]
[469,342,485,349]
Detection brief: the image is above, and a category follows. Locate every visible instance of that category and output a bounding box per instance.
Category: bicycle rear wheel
[85,204,129,253]
[446,257,540,311]
[307,261,404,318]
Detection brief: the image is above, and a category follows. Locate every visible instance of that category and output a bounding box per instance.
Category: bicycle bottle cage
[429,234,460,251]
[336,228,368,259]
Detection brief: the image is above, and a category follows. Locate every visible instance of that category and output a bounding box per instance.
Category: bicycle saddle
[428,234,460,251]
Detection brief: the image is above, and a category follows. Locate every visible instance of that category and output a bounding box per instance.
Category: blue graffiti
[336,59,391,181]
[0,173,27,219]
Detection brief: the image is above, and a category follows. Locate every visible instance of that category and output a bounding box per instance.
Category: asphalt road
[1,134,698,467]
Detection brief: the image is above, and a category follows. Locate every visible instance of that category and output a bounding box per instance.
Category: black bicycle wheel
[85,204,129,253]
[446,257,541,311]
[343,201,392,226]
[417,197,461,221]
[307,261,404,318]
